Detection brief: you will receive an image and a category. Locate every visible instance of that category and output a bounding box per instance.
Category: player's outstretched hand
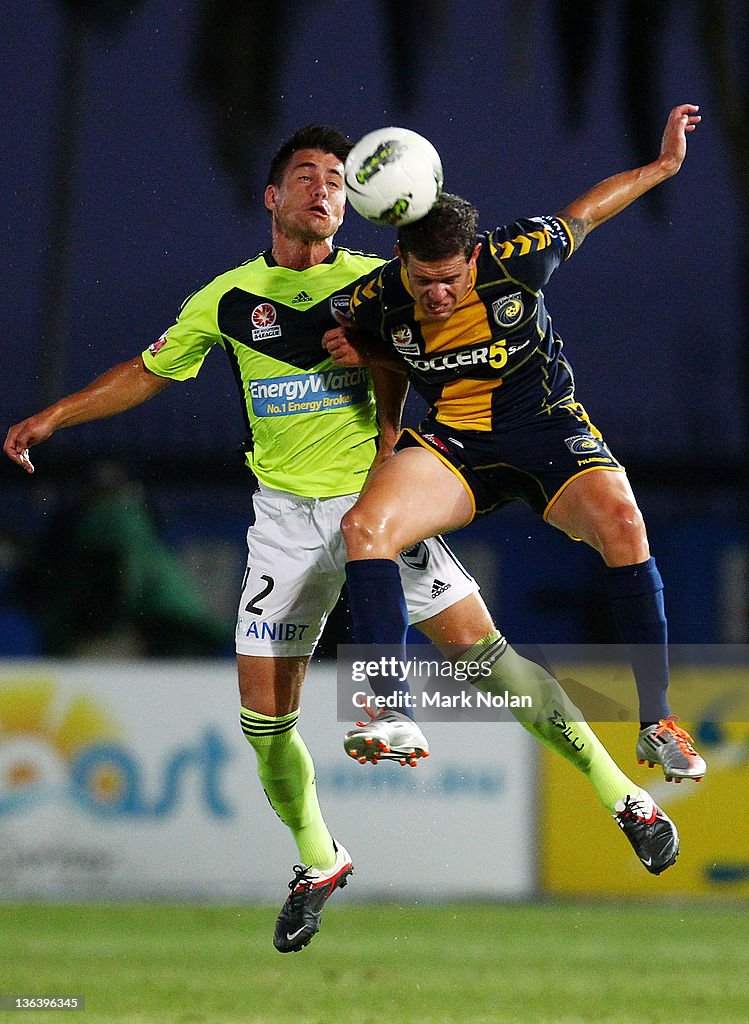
[3,413,56,473]
[659,103,701,176]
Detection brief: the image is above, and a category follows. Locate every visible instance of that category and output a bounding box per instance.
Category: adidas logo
[431,578,451,599]
[291,290,313,304]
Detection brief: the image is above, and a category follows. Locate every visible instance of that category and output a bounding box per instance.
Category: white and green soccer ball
[344,126,443,227]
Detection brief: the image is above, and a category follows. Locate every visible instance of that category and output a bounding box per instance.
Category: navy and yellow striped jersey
[349,215,576,431]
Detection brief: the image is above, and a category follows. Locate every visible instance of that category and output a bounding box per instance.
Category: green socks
[240,634,638,862]
[462,632,637,812]
[240,707,336,869]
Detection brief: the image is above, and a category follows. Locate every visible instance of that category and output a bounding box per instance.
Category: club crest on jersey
[329,294,352,319]
[492,292,524,328]
[251,303,282,340]
[564,434,603,455]
[391,323,420,356]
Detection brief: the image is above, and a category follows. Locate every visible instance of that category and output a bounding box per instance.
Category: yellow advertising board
[540,665,749,897]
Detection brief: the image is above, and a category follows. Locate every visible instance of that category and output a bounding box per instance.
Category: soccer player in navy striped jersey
[327,103,706,786]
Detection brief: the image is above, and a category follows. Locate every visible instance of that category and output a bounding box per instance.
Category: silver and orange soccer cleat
[344,709,429,767]
[636,717,707,782]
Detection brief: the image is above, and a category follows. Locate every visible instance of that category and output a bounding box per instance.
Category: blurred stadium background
[1,1,748,1021]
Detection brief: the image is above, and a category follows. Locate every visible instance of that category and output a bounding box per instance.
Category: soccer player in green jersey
[5,125,680,953]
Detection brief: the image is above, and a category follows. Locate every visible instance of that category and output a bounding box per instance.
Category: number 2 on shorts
[242,568,275,615]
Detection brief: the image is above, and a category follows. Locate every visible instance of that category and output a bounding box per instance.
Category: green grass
[0,902,747,1024]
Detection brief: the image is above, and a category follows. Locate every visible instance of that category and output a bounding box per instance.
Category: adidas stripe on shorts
[235,485,479,657]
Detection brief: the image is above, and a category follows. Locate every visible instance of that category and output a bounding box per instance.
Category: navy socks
[345,558,414,719]
[606,556,670,726]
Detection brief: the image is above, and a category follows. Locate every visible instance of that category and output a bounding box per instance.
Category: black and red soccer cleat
[613,792,679,875]
[273,842,353,953]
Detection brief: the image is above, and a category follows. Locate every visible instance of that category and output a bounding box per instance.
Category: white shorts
[235,486,479,657]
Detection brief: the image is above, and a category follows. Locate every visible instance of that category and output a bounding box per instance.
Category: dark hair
[266,125,353,187]
[397,193,479,262]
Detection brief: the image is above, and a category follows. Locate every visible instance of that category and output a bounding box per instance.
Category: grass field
[1,902,747,1024]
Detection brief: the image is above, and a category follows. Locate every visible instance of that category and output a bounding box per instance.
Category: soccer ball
[344,127,443,227]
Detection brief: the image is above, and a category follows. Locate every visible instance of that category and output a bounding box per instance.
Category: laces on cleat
[613,793,679,875]
[615,794,657,825]
[654,716,699,756]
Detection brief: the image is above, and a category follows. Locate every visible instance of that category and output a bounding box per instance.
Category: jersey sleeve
[486,215,573,291]
[349,266,387,342]
[142,284,222,381]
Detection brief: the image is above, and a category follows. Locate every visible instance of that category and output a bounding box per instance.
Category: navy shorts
[396,401,624,520]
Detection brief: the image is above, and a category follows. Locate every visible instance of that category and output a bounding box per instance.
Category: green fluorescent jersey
[142,247,385,497]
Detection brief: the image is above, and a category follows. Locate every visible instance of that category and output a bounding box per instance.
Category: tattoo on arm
[561,214,588,251]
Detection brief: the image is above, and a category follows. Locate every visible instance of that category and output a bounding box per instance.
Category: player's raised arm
[557,103,701,249]
[3,356,172,473]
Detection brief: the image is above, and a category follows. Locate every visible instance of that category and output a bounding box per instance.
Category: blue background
[1,0,746,651]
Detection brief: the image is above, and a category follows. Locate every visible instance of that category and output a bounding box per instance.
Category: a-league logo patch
[564,434,603,455]
[252,303,277,328]
[391,323,420,356]
[251,303,281,341]
[492,292,524,328]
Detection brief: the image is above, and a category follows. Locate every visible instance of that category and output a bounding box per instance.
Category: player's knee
[341,505,394,558]
[599,500,648,560]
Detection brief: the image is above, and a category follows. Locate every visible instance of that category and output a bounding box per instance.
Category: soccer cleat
[273,842,353,953]
[344,709,429,767]
[613,792,679,875]
[636,717,707,782]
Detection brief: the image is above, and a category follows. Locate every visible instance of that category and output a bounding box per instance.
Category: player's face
[403,244,482,322]
[265,149,346,243]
